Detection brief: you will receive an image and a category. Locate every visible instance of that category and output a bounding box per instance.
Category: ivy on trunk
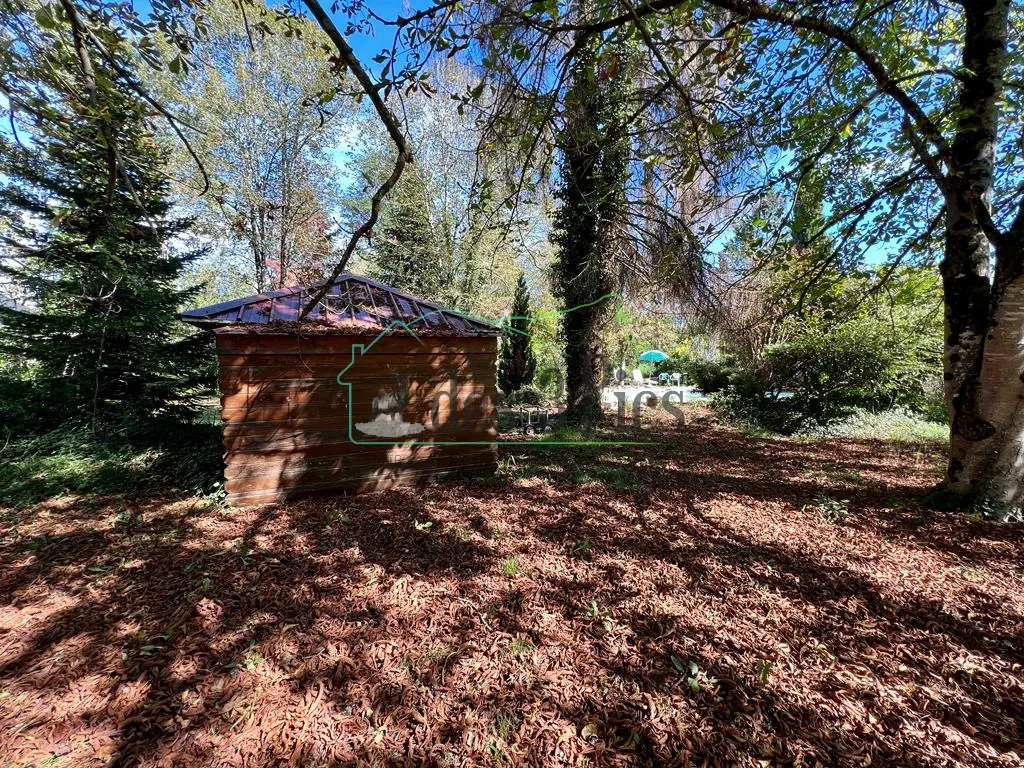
[550,32,632,426]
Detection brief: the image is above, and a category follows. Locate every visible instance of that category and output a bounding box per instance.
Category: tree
[146,0,352,292]
[551,32,633,425]
[498,273,538,394]
[344,58,527,315]
[373,0,1021,514]
[687,0,1023,514]
[367,162,454,301]
[0,4,210,431]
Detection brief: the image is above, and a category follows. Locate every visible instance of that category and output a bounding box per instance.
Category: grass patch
[810,408,946,443]
[802,493,851,524]
[509,636,534,655]
[589,464,634,491]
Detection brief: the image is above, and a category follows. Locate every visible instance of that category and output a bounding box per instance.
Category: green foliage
[570,537,592,559]
[803,494,851,524]
[0,11,212,433]
[510,385,547,407]
[369,162,455,302]
[0,421,222,505]
[685,356,736,394]
[651,346,690,378]
[713,323,892,434]
[711,266,944,434]
[145,0,351,292]
[498,273,538,394]
[815,407,947,443]
[605,300,686,376]
[508,637,533,655]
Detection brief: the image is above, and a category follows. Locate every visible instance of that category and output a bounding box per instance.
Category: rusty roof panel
[179,274,501,337]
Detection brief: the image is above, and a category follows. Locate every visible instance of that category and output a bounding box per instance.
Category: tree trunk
[563,305,606,425]
[938,0,1021,518]
[945,241,1024,518]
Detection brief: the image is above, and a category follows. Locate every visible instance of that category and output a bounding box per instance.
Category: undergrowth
[808,407,946,443]
[728,407,946,444]
[0,420,223,505]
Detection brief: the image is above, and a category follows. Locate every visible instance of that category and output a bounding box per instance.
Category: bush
[685,356,736,394]
[510,385,548,407]
[534,366,566,401]
[0,377,61,434]
[713,321,901,434]
[912,374,947,423]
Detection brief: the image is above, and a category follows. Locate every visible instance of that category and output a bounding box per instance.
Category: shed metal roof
[179,274,501,337]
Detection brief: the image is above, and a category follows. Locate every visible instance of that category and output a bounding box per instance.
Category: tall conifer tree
[369,164,453,303]
[0,5,210,431]
[498,272,537,394]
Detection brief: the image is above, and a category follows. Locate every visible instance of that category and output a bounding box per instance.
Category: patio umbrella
[639,349,669,362]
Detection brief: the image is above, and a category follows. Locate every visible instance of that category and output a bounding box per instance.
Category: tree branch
[695,0,955,168]
[298,0,413,319]
[77,23,212,197]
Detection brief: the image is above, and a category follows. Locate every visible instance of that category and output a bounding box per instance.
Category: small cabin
[180,275,500,506]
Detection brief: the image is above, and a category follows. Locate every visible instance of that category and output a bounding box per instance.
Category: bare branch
[299,0,413,319]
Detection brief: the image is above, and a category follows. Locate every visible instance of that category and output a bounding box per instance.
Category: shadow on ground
[1,421,1021,766]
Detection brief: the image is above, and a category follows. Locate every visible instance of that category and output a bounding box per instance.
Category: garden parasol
[639,349,669,362]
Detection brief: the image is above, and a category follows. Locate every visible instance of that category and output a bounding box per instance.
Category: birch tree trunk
[945,243,1024,518]
[940,0,1023,518]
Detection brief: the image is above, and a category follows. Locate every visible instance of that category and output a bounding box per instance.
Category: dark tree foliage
[369,163,452,303]
[550,34,632,425]
[0,25,211,433]
[498,272,537,395]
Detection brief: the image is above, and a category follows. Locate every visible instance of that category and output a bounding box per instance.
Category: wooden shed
[180,274,501,506]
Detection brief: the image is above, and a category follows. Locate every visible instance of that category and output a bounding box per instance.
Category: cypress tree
[0,10,211,433]
[498,272,537,395]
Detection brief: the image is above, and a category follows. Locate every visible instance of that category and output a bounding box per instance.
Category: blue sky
[338,0,412,73]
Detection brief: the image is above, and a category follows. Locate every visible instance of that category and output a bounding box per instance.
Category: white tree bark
[948,271,1024,518]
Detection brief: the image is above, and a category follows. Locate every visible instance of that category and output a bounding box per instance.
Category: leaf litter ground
[1,421,1022,766]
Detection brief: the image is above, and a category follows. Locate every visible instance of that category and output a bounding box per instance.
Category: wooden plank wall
[217,333,499,505]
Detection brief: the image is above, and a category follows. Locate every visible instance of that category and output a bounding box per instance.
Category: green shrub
[534,366,565,400]
[0,377,63,434]
[713,321,903,434]
[510,385,547,407]
[685,356,736,393]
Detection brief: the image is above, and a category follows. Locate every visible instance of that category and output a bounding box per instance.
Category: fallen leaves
[0,424,1021,766]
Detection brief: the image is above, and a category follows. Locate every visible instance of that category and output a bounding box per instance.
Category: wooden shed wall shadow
[217,333,498,505]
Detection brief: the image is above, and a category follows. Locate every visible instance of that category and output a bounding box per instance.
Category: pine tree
[0,11,211,432]
[369,163,453,302]
[498,273,537,395]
